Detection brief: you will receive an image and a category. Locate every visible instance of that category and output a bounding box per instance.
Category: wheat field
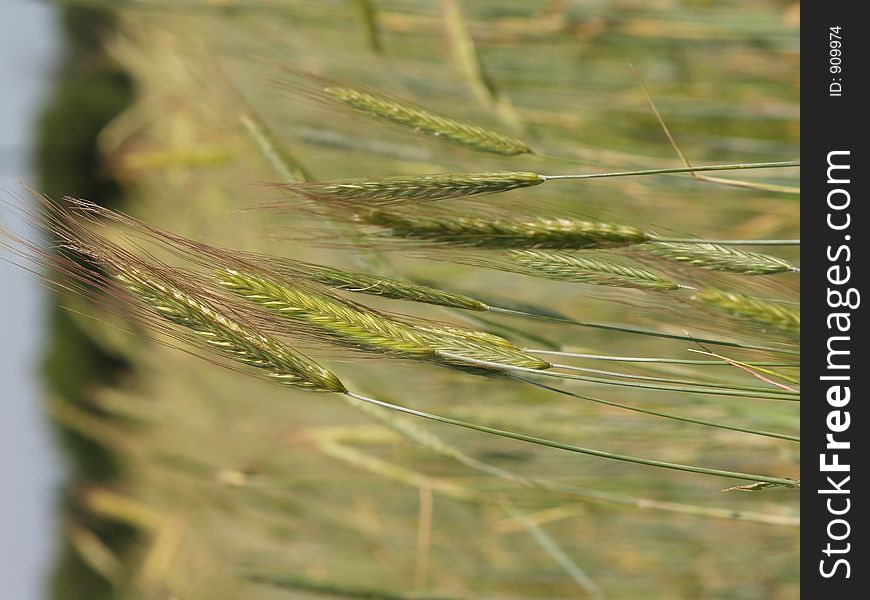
[12,1,800,598]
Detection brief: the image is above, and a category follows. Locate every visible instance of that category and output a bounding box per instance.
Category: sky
[0,2,64,599]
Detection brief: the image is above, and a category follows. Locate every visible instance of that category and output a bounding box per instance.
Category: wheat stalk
[323,86,532,155]
[359,209,649,249]
[116,266,346,392]
[638,242,796,274]
[279,171,544,205]
[505,250,680,289]
[345,392,799,488]
[342,392,798,523]
[695,288,800,335]
[276,164,799,207]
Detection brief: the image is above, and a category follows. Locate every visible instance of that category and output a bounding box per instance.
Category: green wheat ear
[638,241,796,274]
[216,268,438,358]
[216,269,547,370]
[323,85,532,155]
[117,267,346,393]
[280,171,544,205]
[505,250,680,290]
[293,263,489,311]
[695,288,800,335]
[414,323,550,370]
[359,209,649,249]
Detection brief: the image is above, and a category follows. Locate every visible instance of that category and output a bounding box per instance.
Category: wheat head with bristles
[505,250,681,290]
[639,241,796,274]
[413,323,549,369]
[288,263,490,311]
[11,195,343,393]
[63,196,490,313]
[359,209,650,249]
[217,268,438,357]
[117,265,346,392]
[217,268,547,369]
[694,288,800,336]
[323,86,532,155]
[279,172,544,206]
[414,322,516,350]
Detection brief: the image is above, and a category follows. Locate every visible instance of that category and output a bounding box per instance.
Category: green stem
[438,353,798,401]
[548,362,798,395]
[524,349,798,367]
[516,377,798,442]
[343,393,798,487]
[542,161,799,181]
[651,237,800,246]
[692,174,800,195]
[344,392,799,522]
[487,306,800,355]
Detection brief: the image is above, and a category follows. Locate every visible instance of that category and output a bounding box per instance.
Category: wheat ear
[217,269,546,369]
[695,288,800,335]
[638,242,796,274]
[117,266,345,392]
[290,263,489,311]
[413,323,550,370]
[505,250,680,289]
[323,86,531,155]
[359,210,649,249]
[217,268,437,357]
[279,171,544,206]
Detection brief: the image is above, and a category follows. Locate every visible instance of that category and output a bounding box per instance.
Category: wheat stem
[652,237,799,246]
[344,392,799,487]
[497,494,799,527]
[629,63,800,195]
[541,161,799,181]
[517,377,798,442]
[436,353,798,401]
[487,306,800,355]
[524,349,797,367]
[343,390,798,524]
[278,162,798,206]
[548,362,796,395]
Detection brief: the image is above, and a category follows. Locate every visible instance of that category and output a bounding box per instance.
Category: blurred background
[1,2,798,599]
[1,3,62,599]
[2,3,131,598]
